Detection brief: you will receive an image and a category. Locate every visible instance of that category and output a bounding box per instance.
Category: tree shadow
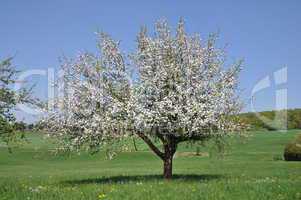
[63,174,223,185]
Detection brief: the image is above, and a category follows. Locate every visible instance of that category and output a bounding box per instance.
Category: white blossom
[41,19,245,171]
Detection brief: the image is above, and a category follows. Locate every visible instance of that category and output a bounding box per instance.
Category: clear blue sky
[1,0,300,122]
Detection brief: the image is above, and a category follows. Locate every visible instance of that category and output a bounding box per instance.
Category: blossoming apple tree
[43,19,245,179]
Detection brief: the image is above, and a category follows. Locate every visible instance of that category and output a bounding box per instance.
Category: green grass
[0,130,301,200]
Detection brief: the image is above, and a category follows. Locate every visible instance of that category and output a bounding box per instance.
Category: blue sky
[1,0,300,122]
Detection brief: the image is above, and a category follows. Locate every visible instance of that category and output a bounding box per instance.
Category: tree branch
[136,132,165,160]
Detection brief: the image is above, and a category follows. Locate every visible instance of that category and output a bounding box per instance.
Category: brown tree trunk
[163,153,173,179]
[163,140,177,180]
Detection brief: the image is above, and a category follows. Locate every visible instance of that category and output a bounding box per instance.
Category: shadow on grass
[63,174,223,185]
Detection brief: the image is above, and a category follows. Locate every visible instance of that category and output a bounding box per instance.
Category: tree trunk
[163,153,173,179]
[163,140,177,180]
[132,138,138,151]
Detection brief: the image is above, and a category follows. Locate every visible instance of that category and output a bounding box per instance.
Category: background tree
[27,123,34,130]
[0,58,33,148]
[238,109,301,131]
[43,19,245,179]
[13,121,27,132]
[0,58,18,145]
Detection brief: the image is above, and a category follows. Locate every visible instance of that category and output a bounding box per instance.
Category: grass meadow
[0,130,300,200]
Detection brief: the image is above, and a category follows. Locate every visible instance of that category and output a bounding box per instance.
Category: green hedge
[284,134,301,161]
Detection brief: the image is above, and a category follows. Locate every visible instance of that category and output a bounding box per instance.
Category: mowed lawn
[0,130,300,200]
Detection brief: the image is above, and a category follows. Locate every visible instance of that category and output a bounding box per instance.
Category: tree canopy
[0,58,18,145]
[0,58,33,147]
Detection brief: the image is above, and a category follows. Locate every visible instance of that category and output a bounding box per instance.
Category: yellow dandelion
[98,193,106,199]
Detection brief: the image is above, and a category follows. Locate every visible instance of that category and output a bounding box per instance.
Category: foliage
[0,116,14,145]
[27,123,35,130]
[284,134,301,161]
[42,19,245,179]
[287,109,301,129]
[0,58,17,121]
[13,121,27,131]
[0,58,18,146]
[0,57,34,147]
[239,109,301,131]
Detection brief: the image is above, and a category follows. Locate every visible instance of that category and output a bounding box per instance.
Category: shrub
[284,134,301,161]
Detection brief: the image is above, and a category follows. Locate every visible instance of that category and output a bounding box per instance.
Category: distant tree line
[13,121,35,131]
[239,109,301,131]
